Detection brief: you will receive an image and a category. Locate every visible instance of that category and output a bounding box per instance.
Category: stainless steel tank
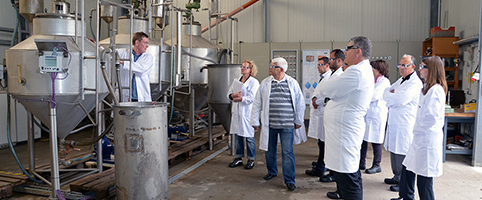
[6,13,109,139]
[19,0,44,23]
[113,102,169,200]
[166,22,219,113]
[99,17,171,101]
[204,64,241,132]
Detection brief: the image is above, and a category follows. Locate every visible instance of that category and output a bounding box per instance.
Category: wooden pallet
[0,172,28,199]
[168,126,228,166]
[69,167,115,200]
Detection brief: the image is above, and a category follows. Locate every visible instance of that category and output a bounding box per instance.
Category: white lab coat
[118,48,153,102]
[250,75,306,151]
[320,59,374,173]
[383,73,423,155]
[227,76,260,137]
[307,70,334,141]
[363,76,390,144]
[403,84,445,177]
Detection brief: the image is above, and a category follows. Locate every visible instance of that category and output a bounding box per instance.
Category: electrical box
[272,50,298,80]
[34,39,68,74]
[39,54,64,73]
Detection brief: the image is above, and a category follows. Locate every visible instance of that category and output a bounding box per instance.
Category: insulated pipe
[201,0,259,33]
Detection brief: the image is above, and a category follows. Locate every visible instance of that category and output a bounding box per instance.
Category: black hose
[217,49,229,64]
[74,122,114,146]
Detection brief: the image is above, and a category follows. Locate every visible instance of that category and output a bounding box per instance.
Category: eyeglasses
[397,63,413,68]
[330,58,337,61]
[241,66,251,69]
[270,65,282,69]
[346,45,360,50]
[419,64,428,70]
[318,63,327,66]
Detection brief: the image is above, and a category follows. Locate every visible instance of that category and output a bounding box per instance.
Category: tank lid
[35,13,80,20]
[182,21,201,36]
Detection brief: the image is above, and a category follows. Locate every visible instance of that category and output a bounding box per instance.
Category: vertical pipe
[49,106,60,198]
[95,0,102,173]
[96,102,103,171]
[472,0,482,167]
[129,8,134,101]
[148,0,152,37]
[173,10,182,87]
[75,0,78,44]
[208,106,213,150]
[81,0,85,100]
[230,18,234,64]
[189,86,195,137]
[27,112,35,176]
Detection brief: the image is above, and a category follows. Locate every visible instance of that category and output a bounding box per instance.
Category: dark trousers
[399,165,434,200]
[332,170,363,200]
[314,139,326,173]
[360,141,382,167]
[390,152,406,182]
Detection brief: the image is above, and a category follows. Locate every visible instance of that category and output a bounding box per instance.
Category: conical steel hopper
[6,15,109,139]
[205,64,241,132]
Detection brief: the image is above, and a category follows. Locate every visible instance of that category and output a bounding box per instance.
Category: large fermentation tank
[166,22,219,112]
[114,102,168,200]
[6,13,109,139]
[205,64,241,132]
[99,17,171,101]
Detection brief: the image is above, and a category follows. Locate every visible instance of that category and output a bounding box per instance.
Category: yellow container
[464,103,477,113]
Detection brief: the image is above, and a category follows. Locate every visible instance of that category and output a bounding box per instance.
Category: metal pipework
[100,48,121,105]
[174,10,182,88]
[49,105,60,198]
[100,4,115,23]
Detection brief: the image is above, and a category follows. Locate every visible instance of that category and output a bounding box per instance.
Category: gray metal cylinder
[118,17,148,34]
[100,4,114,23]
[114,102,169,200]
[51,1,70,14]
[19,0,44,23]
[33,13,82,36]
[152,0,165,18]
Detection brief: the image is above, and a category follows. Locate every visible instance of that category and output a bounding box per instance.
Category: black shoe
[365,166,381,174]
[390,185,399,192]
[326,191,343,199]
[263,174,277,180]
[286,183,296,191]
[245,160,254,170]
[305,169,323,177]
[320,174,335,182]
[312,161,318,166]
[390,197,403,200]
[384,178,399,184]
[359,164,366,170]
[229,158,243,168]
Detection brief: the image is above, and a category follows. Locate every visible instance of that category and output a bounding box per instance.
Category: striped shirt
[269,79,294,129]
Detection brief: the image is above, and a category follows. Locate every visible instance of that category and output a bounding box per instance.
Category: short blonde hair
[243,60,258,77]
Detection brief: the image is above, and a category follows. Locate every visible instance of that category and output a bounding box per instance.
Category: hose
[217,49,229,64]
[11,3,18,46]
[74,122,113,146]
[7,95,42,183]
[101,66,120,105]
[89,8,96,41]
[181,49,218,64]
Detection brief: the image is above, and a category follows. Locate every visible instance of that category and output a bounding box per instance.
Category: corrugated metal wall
[181,0,431,43]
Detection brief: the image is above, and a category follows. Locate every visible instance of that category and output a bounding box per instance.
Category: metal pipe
[189,86,195,136]
[174,10,182,87]
[129,7,134,102]
[78,102,96,125]
[148,0,152,37]
[59,169,100,187]
[49,105,60,198]
[32,171,51,185]
[230,18,235,64]
[208,106,213,150]
[75,0,78,44]
[201,0,260,33]
[97,102,103,172]
[27,112,35,177]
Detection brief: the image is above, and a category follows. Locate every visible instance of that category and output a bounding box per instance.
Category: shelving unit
[423,37,460,90]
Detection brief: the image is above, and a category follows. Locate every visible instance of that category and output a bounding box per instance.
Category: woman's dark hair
[370,59,389,78]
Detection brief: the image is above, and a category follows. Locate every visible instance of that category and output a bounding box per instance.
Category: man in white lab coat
[383,54,423,192]
[118,32,153,102]
[306,57,332,177]
[320,36,374,200]
[251,57,306,192]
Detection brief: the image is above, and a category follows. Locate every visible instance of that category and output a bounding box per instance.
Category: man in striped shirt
[251,57,305,192]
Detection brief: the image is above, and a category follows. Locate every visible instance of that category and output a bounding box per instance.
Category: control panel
[39,53,64,73]
[272,50,298,80]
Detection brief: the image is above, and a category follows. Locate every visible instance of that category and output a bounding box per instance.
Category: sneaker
[245,160,255,170]
[305,168,323,177]
[365,166,381,174]
[229,158,243,168]
[320,174,335,182]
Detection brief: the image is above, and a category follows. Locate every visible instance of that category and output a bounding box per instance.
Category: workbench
[444,110,475,162]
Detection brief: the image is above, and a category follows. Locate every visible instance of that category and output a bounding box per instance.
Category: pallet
[0,172,28,199]
[168,126,228,166]
[69,167,115,200]
[32,152,93,172]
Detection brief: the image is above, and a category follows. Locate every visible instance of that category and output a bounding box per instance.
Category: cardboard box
[464,102,477,113]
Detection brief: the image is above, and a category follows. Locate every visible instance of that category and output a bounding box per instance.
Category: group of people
[227,36,447,200]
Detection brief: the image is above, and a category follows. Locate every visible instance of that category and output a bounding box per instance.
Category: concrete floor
[1,129,482,200]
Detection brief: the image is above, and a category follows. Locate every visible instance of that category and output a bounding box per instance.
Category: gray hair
[349,36,372,59]
[402,54,417,66]
[272,57,288,72]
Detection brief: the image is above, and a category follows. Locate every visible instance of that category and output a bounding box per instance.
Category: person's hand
[233,97,242,102]
[253,126,260,130]
[294,124,302,129]
[231,91,242,98]
[312,98,318,109]
[390,89,394,93]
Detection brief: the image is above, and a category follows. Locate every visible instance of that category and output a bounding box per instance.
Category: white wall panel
[287,0,324,42]
[324,0,363,42]
[362,0,401,41]
[269,0,290,42]
[400,0,430,41]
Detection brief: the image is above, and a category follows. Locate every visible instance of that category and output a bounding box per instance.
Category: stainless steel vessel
[99,17,171,101]
[19,0,44,23]
[205,64,241,132]
[6,13,109,139]
[114,102,169,200]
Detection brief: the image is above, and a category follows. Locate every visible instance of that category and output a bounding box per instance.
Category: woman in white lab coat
[394,56,447,200]
[360,60,390,174]
[227,60,260,170]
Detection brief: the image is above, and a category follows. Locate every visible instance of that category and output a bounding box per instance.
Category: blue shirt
[131,50,143,100]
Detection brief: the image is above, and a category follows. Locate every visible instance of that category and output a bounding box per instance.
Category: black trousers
[390,152,406,182]
[314,139,326,173]
[399,165,434,200]
[332,170,363,200]
[360,141,382,167]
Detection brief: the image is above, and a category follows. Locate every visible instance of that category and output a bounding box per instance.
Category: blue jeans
[266,128,295,184]
[235,134,256,160]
